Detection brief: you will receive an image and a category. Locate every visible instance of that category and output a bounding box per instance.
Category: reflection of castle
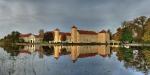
[53,46,61,59]
[19,45,41,55]
[70,46,98,62]
[19,45,45,58]
[53,45,110,62]
[70,46,110,62]
[54,25,110,43]
[97,45,110,57]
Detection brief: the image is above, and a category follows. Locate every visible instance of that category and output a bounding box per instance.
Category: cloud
[0,0,150,38]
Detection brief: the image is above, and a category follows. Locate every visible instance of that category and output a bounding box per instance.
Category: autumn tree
[143,30,150,42]
[113,16,148,42]
[43,32,54,42]
[112,27,123,41]
[134,16,147,35]
[144,18,150,30]
[142,18,150,42]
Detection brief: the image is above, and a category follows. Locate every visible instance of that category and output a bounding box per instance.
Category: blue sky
[0,0,150,38]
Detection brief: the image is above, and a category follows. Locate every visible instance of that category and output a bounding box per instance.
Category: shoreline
[15,43,150,47]
[15,42,121,46]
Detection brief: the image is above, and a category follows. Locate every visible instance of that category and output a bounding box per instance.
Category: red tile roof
[78,30,97,35]
[60,32,65,34]
[20,33,41,38]
[60,32,71,36]
[78,53,97,58]
[65,32,71,36]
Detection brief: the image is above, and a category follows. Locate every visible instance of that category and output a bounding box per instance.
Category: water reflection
[52,45,111,63]
[0,45,147,75]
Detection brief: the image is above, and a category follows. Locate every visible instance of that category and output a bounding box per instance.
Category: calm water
[0,45,149,75]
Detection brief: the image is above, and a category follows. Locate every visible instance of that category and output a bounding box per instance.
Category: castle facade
[54,25,110,43]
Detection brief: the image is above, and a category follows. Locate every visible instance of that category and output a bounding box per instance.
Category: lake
[0,45,149,75]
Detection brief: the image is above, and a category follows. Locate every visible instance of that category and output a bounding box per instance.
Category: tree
[113,16,147,42]
[112,27,123,41]
[134,16,147,35]
[142,30,150,42]
[118,47,133,62]
[142,18,150,42]
[121,28,133,43]
[0,31,21,43]
[43,32,54,42]
[11,31,20,43]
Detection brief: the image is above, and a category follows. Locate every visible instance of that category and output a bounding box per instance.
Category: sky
[0,0,150,38]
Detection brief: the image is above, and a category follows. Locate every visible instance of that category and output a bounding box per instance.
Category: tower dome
[72,25,77,29]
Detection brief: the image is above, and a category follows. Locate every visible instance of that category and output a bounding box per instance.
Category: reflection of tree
[117,47,133,62]
[117,47,150,75]
[1,45,23,56]
[42,46,54,56]
[60,47,70,55]
[143,50,150,66]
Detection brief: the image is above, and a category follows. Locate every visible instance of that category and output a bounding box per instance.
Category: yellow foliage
[143,30,150,42]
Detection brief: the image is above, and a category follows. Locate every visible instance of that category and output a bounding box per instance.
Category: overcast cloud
[0,0,150,38]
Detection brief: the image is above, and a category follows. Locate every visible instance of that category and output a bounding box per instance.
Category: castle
[54,25,110,43]
[19,25,110,43]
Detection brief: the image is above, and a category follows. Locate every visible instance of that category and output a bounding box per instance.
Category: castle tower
[98,30,110,43]
[98,30,106,43]
[71,25,78,43]
[54,28,60,42]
